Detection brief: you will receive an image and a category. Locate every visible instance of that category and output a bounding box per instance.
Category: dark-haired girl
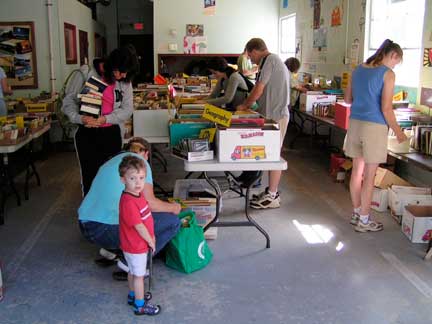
[205,57,249,110]
[63,46,139,196]
[344,39,407,233]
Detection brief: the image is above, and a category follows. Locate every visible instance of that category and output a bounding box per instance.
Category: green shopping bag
[165,211,213,273]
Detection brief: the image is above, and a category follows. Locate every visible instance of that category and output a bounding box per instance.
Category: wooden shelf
[158,53,240,76]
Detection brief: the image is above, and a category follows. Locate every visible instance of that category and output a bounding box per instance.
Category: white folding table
[184,158,288,248]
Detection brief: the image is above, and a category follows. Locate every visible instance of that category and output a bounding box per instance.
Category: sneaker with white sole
[355,220,383,233]
[250,191,280,209]
[251,187,269,202]
[350,212,360,225]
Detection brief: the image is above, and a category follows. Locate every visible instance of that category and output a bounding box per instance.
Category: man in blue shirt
[78,137,181,279]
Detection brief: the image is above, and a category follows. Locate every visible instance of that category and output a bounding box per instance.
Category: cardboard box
[173,179,220,227]
[388,185,432,216]
[371,188,389,212]
[334,102,351,130]
[172,149,214,162]
[401,205,432,243]
[169,119,214,146]
[299,92,336,112]
[217,126,280,162]
[374,167,410,189]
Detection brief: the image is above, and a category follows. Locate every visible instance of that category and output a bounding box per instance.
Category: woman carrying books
[62,46,139,196]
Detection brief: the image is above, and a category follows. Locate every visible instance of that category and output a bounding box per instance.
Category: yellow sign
[341,72,350,89]
[16,116,25,129]
[199,128,216,143]
[393,91,403,101]
[202,104,232,127]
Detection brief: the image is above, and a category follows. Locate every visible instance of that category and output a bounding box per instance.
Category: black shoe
[94,257,117,267]
[112,270,128,281]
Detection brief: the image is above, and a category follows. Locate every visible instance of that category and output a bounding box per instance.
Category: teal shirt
[78,152,153,225]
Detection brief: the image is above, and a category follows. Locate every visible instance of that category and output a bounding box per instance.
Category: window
[365,0,425,87]
[279,14,296,63]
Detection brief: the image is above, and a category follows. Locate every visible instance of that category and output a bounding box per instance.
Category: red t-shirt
[119,192,154,253]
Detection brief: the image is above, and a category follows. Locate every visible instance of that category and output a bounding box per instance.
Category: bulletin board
[0,21,38,89]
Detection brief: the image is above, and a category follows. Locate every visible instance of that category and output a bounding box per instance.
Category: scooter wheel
[144,292,152,301]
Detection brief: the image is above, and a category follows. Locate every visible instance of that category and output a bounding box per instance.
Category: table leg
[202,171,271,248]
[3,154,20,206]
[289,110,307,149]
[425,240,432,260]
[244,171,270,248]
[24,141,41,200]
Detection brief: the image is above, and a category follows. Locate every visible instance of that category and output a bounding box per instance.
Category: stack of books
[78,76,108,117]
[230,111,265,127]
[410,124,432,155]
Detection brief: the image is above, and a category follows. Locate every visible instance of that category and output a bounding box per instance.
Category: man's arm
[143,183,181,214]
[236,81,265,111]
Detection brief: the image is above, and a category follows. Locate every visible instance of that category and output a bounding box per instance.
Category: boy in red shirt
[119,155,161,316]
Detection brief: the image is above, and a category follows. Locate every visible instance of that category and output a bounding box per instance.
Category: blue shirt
[350,65,389,125]
[78,152,153,225]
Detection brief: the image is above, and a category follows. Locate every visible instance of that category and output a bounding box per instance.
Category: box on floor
[388,185,432,216]
[401,205,432,243]
[371,188,389,212]
[374,167,411,189]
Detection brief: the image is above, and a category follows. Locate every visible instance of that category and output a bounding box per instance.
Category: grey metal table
[184,158,288,248]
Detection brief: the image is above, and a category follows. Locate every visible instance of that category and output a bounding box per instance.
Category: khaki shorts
[278,116,289,150]
[343,119,388,164]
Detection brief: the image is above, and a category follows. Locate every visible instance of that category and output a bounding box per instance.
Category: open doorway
[119,34,153,84]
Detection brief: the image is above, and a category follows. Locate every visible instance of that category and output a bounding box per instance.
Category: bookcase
[158,53,240,77]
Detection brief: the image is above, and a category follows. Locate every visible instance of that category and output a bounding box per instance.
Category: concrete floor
[1,136,432,324]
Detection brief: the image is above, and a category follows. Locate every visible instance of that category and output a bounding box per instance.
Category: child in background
[118,155,161,316]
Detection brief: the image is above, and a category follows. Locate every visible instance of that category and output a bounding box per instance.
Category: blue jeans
[79,212,180,255]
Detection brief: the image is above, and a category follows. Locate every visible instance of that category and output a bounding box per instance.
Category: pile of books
[230,111,265,127]
[171,137,213,161]
[78,76,108,117]
[411,124,432,155]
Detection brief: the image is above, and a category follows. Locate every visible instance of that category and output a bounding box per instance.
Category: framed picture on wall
[79,30,88,65]
[0,21,38,89]
[64,22,77,64]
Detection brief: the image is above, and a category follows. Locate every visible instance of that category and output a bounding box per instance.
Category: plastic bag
[165,211,213,273]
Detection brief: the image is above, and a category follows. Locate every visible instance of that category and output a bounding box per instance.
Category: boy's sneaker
[350,212,360,226]
[355,220,383,233]
[250,191,280,209]
[134,302,161,316]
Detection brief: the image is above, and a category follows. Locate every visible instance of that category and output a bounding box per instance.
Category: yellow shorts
[343,119,388,164]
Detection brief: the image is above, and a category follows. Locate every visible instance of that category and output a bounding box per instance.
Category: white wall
[0,0,104,97]
[279,0,363,81]
[154,0,279,72]
[57,0,105,87]
[281,0,432,102]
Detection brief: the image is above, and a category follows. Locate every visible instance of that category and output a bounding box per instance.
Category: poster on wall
[0,21,38,89]
[313,27,327,48]
[186,24,204,37]
[184,36,208,54]
[331,6,342,26]
[313,0,321,29]
[423,48,432,67]
[204,0,216,16]
[283,0,289,9]
[350,39,360,68]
